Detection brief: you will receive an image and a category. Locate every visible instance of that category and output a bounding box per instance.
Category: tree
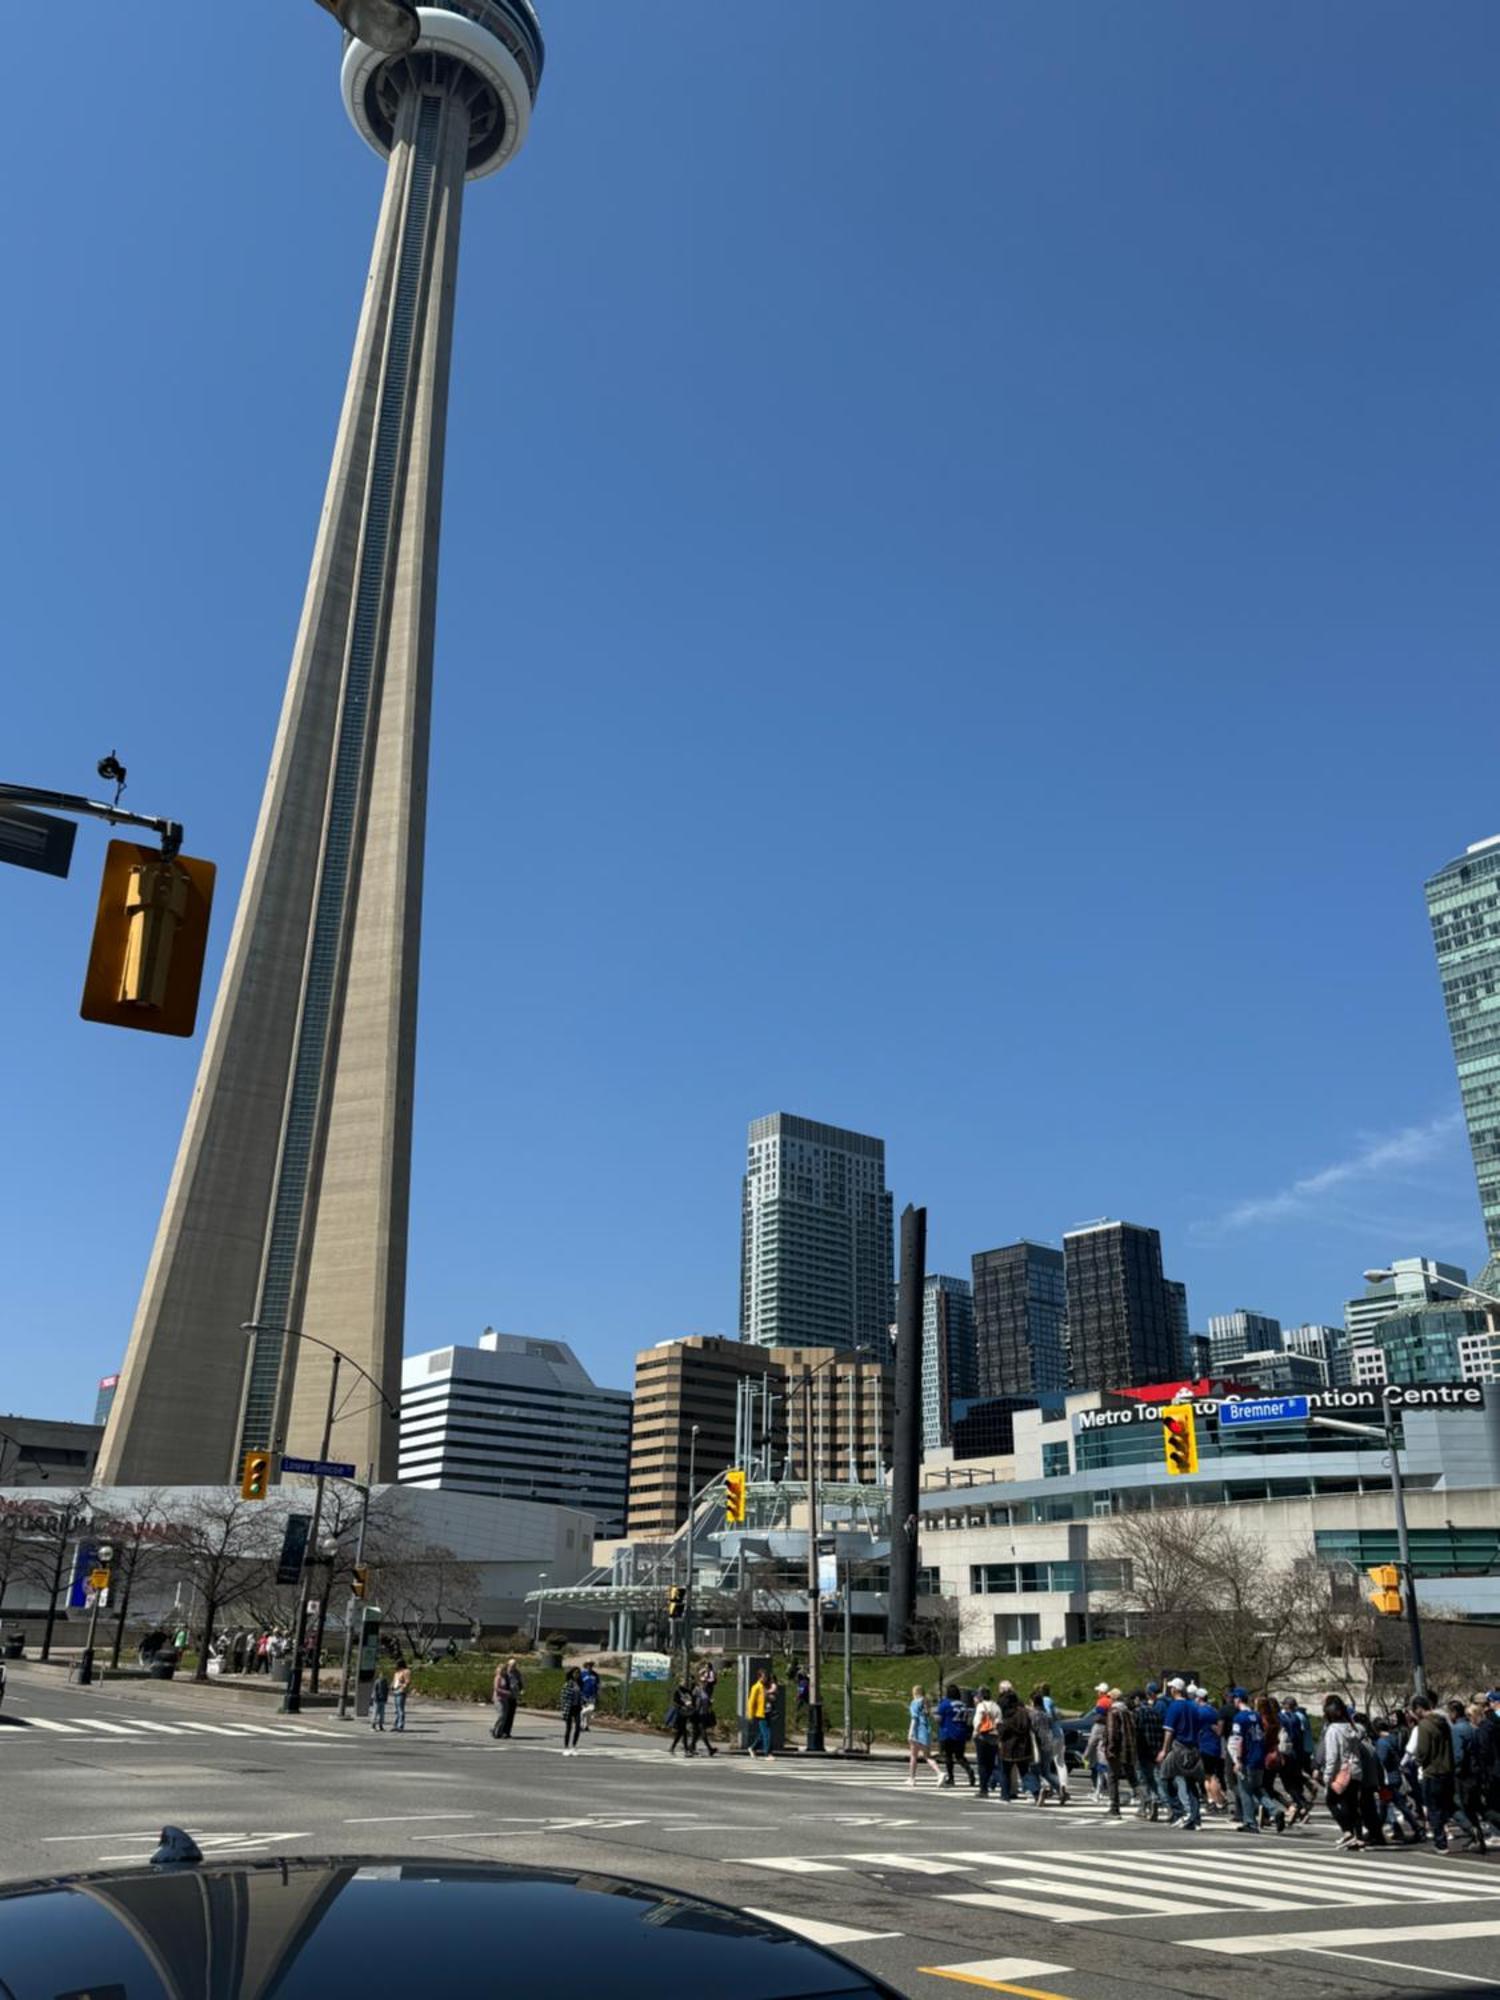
[90,1491,176,1669]
[375,1535,482,1661]
[11,1491,93,1661]
[909,1595,963,1694]
[171,1492,282,1679]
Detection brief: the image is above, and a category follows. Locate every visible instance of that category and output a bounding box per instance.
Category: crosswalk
[4,1714,352,1744]
[727,1842,1500,1928]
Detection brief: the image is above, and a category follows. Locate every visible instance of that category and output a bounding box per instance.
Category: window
[1042,1440,1071,1479]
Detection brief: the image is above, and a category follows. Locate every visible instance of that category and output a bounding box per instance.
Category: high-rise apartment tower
[970,1241,1067,1399]
[1426,837,1500,1279]
[1063,1220,1180,1390]
[740,1114,893,1354]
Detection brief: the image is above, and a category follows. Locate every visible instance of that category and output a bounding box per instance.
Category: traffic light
[240,1450,273,1501]
[80,840,216,1037]
[1368,1564,1403,1615]
[351,1565,369,1599]
[667,1584,686,1621]
[1162,1403,1198,1476]
[724,1468,747,1525]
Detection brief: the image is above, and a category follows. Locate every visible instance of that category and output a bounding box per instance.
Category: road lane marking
[66,1719,138,1734]
[738,1857,850,1873]
[1190,1919,1500,1954]
[743,1910,901,1945]
[1293,1948,1500,1986]
[919,1963,1073,1998]
[857,1853,971,1875]
[20,1718,85,1733]
[343,1814,481,1824]
[939,1892,1103,1925]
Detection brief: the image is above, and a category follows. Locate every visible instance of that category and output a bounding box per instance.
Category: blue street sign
[280,1455,356,1479]
[1218,1394,1310,1427]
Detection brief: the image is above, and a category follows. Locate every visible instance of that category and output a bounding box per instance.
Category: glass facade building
[920,1274,977,1450]
[971,1240,1067,1398]
[1063,1220,1180,1391]
[1426,835,1500,1275]
[1207,1309,1282,1370]
[740,1114,894,1354]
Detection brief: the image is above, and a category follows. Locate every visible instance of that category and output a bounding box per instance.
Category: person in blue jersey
[1157,1676,1203,1830]
[1227,1688,1273,1833]
[1192,1686,1227,1815]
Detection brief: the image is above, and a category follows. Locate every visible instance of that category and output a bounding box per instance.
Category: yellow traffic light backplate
[80,840,215,1037]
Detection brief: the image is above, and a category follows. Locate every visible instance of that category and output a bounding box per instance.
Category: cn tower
[98,3,544,1486]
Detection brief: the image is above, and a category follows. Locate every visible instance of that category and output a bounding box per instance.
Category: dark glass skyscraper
[1426,836,1500,1278]
[971,1241,1067,1398]
[1063,1220,1179,1390]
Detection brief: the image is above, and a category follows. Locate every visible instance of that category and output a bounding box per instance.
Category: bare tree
[909,1595,963,1694]
[11,1492,93,1661]
[90,1491,177,1670]
[376,1537,482,1661]
[172,1492,281,1679]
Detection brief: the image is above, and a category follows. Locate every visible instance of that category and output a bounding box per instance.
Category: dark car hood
[0,1856,897,2000]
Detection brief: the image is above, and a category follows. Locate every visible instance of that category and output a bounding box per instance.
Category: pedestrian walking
[1027,1691,1064,1803]
[1407,1695,1459,1853]
[1132,1686,1167,1820]
[907,1686,943,1785]
[1158,1676,1204,1829]
[1372,1714,1425,1842]
[494,1657,522,1738]
[391,1662,411,1732]
[561,1666,585,1755]
[794,1663,810,1719]
[1192,1686,1227,1815]
[1104,1686,1137,1818]
[691,1673,718,1757]
[937,1684,976,1788]
[667,1678,696,1755]
[1227,1689,1271,1834]
[370,1669,389,1731]
[491,1659,512,1738]
[1448,1699,1489,1852]
[746,1667,772,1759]
[1320,1694,1384,1849]
[579,1661,600,1731]
[972,1686,1001,1799]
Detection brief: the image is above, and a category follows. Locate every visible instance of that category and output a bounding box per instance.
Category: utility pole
[842,1550,854,1754]
[76,1540,114,1685]
[680,1424,699,1681]
[282,1353,339,1714]
[336,1468,372,1721]
[804,1368,826,1754]
[1310,1403,1427,1699]
[887,1204,926,1651]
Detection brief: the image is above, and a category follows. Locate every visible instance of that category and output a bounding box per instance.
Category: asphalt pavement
[2,1662,1498,1997]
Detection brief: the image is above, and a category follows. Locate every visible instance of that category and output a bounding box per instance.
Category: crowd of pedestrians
[899,1676,1500,1855]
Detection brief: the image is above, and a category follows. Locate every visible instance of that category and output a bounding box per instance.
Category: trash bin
[147,1660,176,1680]
[3,1637,23,1660]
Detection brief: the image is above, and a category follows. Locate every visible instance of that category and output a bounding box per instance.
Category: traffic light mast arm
[1311,1410,1427,1699]
[0,780,183,857]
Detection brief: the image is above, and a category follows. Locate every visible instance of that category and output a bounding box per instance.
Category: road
[2,1664,1498,1997]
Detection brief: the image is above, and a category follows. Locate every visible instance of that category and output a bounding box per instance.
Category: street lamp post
[238,1322,398,1716]
[797,1350,847,1757]
[76,1540,114,1686]
[680,1424,699,1679]
[1347,1265,1500,1701]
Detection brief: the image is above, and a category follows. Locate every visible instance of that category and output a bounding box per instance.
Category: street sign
[816,1552,838,1598]
[629,1650,671,1682]
[276,1512,312,1586]
[280,1455,356,1480]
[1218,1394,1310,1427]
[0,804,76,879]
[88,1568,111,1591]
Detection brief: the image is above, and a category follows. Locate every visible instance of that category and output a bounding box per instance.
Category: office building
[920,1275,978,1451]
[98,4,547,1487]
[1351,1306,1500,1388]
[1207,1309,1283,1371]
[626,1337,781,1538]
[1165,1279,1191,1370]
[399,1330,632,1535]
[1063,1221,1180,1390]
[774,1346,894,1486]
[1187,1333,1212,1378]
[1229,1348,1326,1396]
[1426,836,1500,1276]
[93,1375,119,1428]
[0,1416,102,1488]
[1345,1259,1471,1379]
[740,1114,893,1354]
[1283,1324,1346,1387]
[971,1241,1067,1399]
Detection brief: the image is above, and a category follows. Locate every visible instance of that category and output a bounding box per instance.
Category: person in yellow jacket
[746,1667,773,1759]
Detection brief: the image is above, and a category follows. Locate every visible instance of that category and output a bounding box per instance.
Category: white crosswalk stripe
[8,1714,351,1745]
[722,1842,1500,1928]
[742,1909,902,1946]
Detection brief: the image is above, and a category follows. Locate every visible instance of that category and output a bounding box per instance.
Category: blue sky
[4,2,1498,1418]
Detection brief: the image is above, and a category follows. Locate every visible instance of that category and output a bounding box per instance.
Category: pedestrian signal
[1367,1563,1402,1615]
[351,1565,369,1599]
[240,1449,273,1501]
[724,1467,747,1525]
[80,841,216,1037]
[1162,1403,1198,1476]
[667,1584,686,1621]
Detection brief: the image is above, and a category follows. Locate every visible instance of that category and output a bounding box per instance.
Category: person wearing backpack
[1449,1698,1490,1853]
[972,1686,1001,1799]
